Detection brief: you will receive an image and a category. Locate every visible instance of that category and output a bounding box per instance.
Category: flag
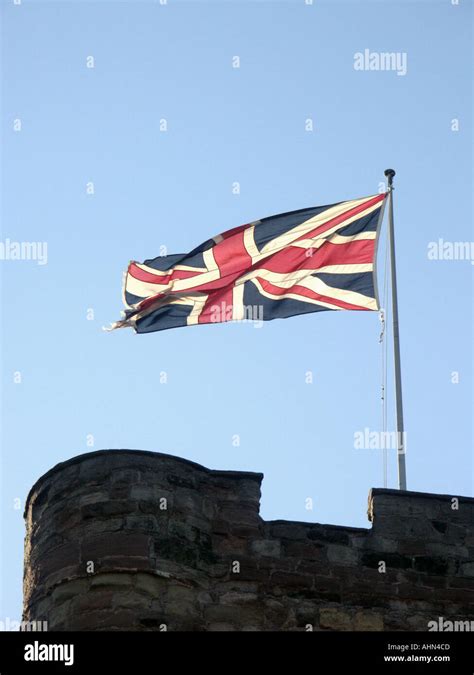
[110,193,387,334]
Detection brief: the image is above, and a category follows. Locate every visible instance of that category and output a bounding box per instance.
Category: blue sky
[1,0,472,623]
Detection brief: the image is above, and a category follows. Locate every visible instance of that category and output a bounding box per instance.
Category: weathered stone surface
[295,601,318,626]
[327,545,359,566]
[81,500,132,520]
[354,611,384,631]
[271,571,313,592]
[320,607,352,631]
[263,598,289,626]
[413,556,449,575]
[207,622,237,631]
[267,521,311,540]
[81,533,150,561]
[282,540,325,560]
[74,590,115,612]
[220,591,259,605]
[35,542,80,582]
[367,536,399,553]
[461,562,474,577]
[204,603,262,627]
[308,525,355,545]
[361,551,413,570]
[250,539,281,558]
[134,573,169,596]
[51,579,89,603]
[22,451,474,632]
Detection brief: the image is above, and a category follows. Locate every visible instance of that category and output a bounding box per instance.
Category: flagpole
[384,169,407,490]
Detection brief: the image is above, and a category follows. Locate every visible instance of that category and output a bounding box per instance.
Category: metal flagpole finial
[384,169,396,189]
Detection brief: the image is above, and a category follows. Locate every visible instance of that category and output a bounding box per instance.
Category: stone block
[110,469,141,485]
[207,622,237,631]
[51,579,89,603]
[74,590,114,612]
[81,533,150,562]
[79,492,110,507]
[319,608,352,631]
[271,572,313,590]
[90,572,135,588]
[282,541,325,561]
[368,536,400,553]
[413,556,449,576]
[361,551,413,570]
[220,591,259,605]
[308,525,353,546]
[212,534,248,556]
[36,543,80,582]
[295,601,318,626]
[48,599,73,630]
[327,545,359,566]
[461,562,474,577]
[80,500,132,520]
[134,573,168,596]
[263,598,289,627]
[250,539,281,558]
[354,611,384,631]
[267,522,312,541]
[204,603,262,626]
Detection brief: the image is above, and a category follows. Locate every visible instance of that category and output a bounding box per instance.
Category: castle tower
[23,449,474,631]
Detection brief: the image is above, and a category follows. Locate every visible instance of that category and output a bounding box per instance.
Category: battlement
[23,450,474,631]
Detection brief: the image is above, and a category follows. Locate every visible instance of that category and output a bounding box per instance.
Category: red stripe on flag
[296,193,385,243]
[198,286,235,324]
[176,229,253,294]
[219,223,249,240]
[252,238,375,275]
[257,277,370,311]
[128,263,201,285]
[212,229,253,274]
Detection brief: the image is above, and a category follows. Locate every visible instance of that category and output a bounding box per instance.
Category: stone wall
[23,450,474,631]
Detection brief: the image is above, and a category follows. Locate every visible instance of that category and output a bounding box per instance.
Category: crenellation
[22,449,474,632]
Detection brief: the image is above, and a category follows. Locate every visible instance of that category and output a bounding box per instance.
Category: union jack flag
[110,193,387,334]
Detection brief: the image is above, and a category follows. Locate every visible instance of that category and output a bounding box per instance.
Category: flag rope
[380,212,390,488]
